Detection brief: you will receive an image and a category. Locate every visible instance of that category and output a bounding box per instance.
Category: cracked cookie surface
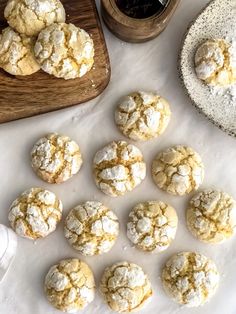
[162,252,219,307]
[31,133,83,184]
[34,23,94,80]
[93,141,146,197]
[100,261,152,312]
[8,187,63,239]
[187,189,236,243]
[195,39,236,86]
[115,91,171,141]
[4,0,65,36]
[152,145,204,196]
[45,258,95,312]
[64,201,119,256]
[127,201,178,252]
[0,27,40,75]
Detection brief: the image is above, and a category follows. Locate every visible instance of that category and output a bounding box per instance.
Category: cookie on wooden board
[0,27,40,75]
[4,0,65,36]
[34,23,94,80]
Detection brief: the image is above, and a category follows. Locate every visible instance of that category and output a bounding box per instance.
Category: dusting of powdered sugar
[210,84,236,107]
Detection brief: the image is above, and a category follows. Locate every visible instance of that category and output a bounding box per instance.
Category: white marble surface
[0,0,236,313]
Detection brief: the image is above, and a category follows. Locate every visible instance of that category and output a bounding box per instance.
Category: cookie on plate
[152,145,204,196]
[100,261,152,312]
[93,141,146,197]
[187,189,236,243]
[162,252,219,307]
[127,201,178,252]
[34,23,94,80]
[115,91,171,141]
[8,188,63,240]
[0,27,40,76]
[4,0,65,36]
[195,39,236,86]
[64,201,119,256]
[31,133,83,184]
[45,259,95,312]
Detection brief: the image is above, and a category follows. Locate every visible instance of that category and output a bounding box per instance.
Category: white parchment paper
[0,1,236,313]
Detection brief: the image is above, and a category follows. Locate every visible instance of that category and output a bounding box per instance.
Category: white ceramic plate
[179,0,236,137]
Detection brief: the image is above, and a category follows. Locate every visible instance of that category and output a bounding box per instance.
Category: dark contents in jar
[115,0,165,19]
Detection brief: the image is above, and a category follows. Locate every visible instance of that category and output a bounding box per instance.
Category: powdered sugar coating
[162,252,219,307]
[187,189,236,243]
[8,187,63,239]
[64,201,119,256]
[127,201,178,252]
[152,145,204,196]
[4,0,65,36]
[93,141,146,197]
[45,258,95,312]
[0,27,40,75]
[195,39,236,87]
[100,261,152,312]
[115,91,171,141]
[31,133,83,184]
[34,23,94,80]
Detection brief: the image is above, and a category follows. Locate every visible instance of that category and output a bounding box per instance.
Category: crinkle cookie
[0,27,39,76]
[162,252,219,307]
[31,133,83,184]
[8,188,63,240]
[115,91,171,141]
[195,39,236,86]
[100,261,152,313]
[187,189,236,243]
[152,145,204,196]
[127,201,178,252]
[45,259,95,312]
[34,23,94,80]
[93,141,146,197]
[4,0,65,36]
[64,201,119,256]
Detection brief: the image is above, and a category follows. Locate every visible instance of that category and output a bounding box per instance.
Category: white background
[0,0,236,313]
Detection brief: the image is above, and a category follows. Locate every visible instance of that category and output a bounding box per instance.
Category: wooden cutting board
[0,0,111,123]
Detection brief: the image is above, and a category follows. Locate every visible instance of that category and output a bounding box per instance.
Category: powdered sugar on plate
[210,83,236,108]
[180,0,236,136]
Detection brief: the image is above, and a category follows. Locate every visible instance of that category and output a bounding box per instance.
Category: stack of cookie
[0,0,94,79]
